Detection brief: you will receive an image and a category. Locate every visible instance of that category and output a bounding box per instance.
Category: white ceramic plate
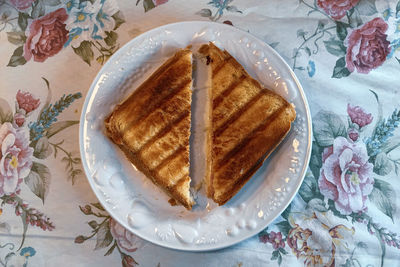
[79,21,312,251]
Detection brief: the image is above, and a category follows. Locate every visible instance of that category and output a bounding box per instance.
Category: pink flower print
[16,90,40,114]
[9,0,35,10]
[24,8,69,62]
[152,0,168,6]
[348,128,359,141]
[267,231,285,250]
[0,122,33,196]
[347,104,373,128]
[318,137,374,215]
[317,0,360,20]
[14,113,25,127]
[109,219,142,252]
[345,18,391,74]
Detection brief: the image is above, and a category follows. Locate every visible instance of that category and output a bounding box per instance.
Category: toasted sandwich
[105,49,194,210]
[198,43,296,205]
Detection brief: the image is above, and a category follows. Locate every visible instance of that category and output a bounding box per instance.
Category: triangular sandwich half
[105,49,194,210]
[198,43,296,205]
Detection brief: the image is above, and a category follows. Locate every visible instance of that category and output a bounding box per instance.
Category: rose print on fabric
[286,210,354,267]
[16,90,40,115]
[0,122,33,197]
[258,90,400,266]
[24,8,69,62]
[0,122,33,196]
[259,205,355,266]
[110,219,143,253]
[317,0,360,20]
[293,0,397,78]
[345,18,391,74]
[347,104,373,128]
[2,0,126,67]
[9,0,35,10]
[318,137,374,215]
[0,78,81,249]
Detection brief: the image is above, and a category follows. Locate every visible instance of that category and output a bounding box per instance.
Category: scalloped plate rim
[79,21,312,251]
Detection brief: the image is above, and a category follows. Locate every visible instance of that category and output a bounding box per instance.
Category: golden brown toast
[198,43,296,205]
[105,49,194,210]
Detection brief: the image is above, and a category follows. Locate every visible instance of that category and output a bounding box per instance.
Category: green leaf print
[298,172,323,203]
[0,98,13,123]
[18,12,29,31]
[72,41,94,66]
[373,153,393,176]
[336,21,348,41]
[396,1,400,17]
[7,31,26,46]
[332,57,351,78]
[313,110,347,147]
[31,0,45,19]
[143,0,155,12]
[310,141,323,180]
[104,31,118,47]
[33,137,53,159]
[111,11,125,31]
[323,39,346,57]
[369,178,396,222]
[24,162,51,203]
[95,220,113,250]
[281,203,291,220]
[275,221,291,237]
[7,46,27,67]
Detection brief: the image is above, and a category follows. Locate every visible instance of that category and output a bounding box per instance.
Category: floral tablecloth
[1,0,400,266]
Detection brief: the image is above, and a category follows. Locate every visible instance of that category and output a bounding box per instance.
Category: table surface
[1,0,400,266]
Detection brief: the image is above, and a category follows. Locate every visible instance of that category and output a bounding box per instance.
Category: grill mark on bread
[105,49,194,209]
[212,75,246,110]
[217,103,288,168]
[198,42,296,205]
[212,56,233,76]
[170,175,189,191]
[152,145,187,173]
[216,153,265,205]
[116,55,191,134]
[138,110,190,153]
[118,143,192,209]
[214,90,266,138]
[121,78,191,137]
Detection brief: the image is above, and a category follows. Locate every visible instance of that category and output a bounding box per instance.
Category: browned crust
[105,49,192,145]
[214,123,294,205]
[105,49,194,210]
[199,42,296,205]
[116,143,193,209]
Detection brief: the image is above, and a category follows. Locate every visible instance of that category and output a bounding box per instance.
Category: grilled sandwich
[198,43,296,205]
[105,49,194,210]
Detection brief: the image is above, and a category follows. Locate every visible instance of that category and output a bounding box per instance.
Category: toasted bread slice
[105,49,194,210]
[198,43,296,205]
